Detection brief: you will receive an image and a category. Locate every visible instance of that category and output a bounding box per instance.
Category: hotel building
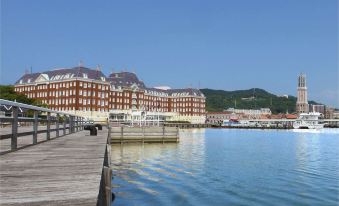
[14,66,206,123]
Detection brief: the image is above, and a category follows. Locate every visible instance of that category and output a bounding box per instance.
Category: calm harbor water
[111,128,339,206]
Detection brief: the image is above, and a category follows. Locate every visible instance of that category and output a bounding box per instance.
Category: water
[111,128,339,206]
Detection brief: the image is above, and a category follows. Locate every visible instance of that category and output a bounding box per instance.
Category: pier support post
[176,126,179,143]
[11,106,18,150]
[33,110,38,144]
[120,126,123,144]
[142,127,145,144]
[162,126,165,144]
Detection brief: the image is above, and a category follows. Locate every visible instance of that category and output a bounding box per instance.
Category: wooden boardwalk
[0,128,109,206]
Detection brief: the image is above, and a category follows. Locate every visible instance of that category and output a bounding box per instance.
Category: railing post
[80,117,83,131]
[63,115,66,135]
[76,116,79,132]
[33,110,38,144]
[11,106,19,150]
[70,116,74,133]
[56,114,60,138]
[46,112,51,140]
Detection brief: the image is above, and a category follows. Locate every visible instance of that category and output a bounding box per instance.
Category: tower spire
[296,73,309,114]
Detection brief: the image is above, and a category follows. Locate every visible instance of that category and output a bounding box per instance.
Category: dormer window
[27,79,31,83]
[19,80,23,84]
[101,77,105,81]
[83,73,88,78]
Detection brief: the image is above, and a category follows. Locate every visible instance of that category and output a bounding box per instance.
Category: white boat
[293,112,324,129]
[222,119,256,127]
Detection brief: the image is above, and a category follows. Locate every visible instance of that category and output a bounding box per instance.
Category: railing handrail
[0,99,86,154]
[0,99,82,117]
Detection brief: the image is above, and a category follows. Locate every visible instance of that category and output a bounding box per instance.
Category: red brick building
[14,66,206,122]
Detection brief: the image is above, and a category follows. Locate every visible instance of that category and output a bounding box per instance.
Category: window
[83,73,88,78]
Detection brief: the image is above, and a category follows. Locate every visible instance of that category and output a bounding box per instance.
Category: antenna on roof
[96,65,101,71]
[24,68,29,74]
[30,66,32,74]
[95,65,99,78]
[79,60,83,67]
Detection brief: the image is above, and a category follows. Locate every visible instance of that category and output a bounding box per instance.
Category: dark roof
[145,87,204,97]
[15,68,205,97]
[16,67,107,84]
[15,73,41,84]
[108,72,146,88]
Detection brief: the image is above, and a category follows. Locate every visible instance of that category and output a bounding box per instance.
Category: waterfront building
[325,107,335,119]
[206,111,235,124]
[14,66,206,123]
[333,112,339,119]
[309,104,325,114]
[296,73,309,113]
[224,108,272,119]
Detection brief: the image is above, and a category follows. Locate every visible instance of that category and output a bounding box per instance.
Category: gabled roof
[108,72,146,89]
[16,66,107,84]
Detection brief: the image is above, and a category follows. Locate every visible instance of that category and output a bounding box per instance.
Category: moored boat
[293,112,324,129]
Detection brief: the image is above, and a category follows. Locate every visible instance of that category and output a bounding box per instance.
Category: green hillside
[201,88,320,114]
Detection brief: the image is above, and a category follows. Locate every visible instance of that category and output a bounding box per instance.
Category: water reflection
[112,128,339,206]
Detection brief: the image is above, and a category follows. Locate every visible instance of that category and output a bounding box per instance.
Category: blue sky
[1,0,338,107]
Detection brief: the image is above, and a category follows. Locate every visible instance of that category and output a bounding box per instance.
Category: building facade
[225,108,272,118]
[309,104,325,114]
[296,73,309,113]
[14,66,206,123]
[206,112,235,125]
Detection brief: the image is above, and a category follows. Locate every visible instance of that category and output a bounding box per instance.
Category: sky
[1,0,338,107]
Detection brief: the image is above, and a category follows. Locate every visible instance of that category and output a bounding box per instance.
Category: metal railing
[0,99,85,154]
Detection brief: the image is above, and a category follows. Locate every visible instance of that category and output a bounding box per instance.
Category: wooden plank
[0,129,109,206]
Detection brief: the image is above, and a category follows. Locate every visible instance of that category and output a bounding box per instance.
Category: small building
[309,104,325,114]
[225,108,272,119]
[206,111,235,125]
[325,107,335,119]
